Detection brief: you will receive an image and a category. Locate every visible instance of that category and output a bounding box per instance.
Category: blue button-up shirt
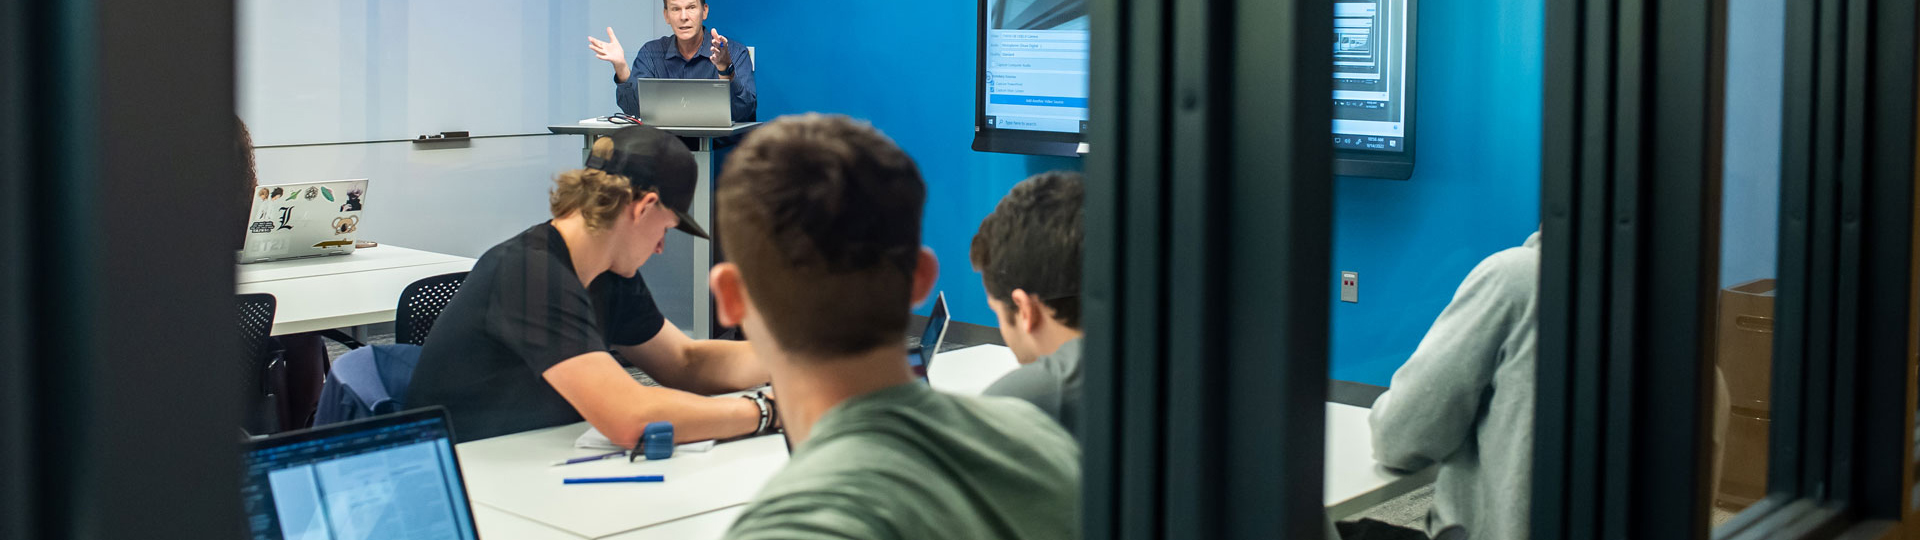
[616,27,757,122]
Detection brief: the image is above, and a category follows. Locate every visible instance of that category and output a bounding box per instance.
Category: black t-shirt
[410,222,666,442]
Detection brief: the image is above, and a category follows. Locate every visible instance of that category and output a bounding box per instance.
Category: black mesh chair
[236,293,284,435]
[395,271,469,346]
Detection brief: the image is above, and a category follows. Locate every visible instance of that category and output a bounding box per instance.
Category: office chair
[395,271,469,346]
[236,293,285,435]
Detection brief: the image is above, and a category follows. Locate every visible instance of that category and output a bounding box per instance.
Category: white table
[458,425,785,539]
[235,245,476,336]
[932,344,1433,518]
[461,343,1432,539]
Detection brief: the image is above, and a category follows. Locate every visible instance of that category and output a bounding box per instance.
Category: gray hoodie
[1369,231,1540,540]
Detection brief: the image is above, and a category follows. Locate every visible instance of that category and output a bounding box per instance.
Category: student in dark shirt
[410,125,772,444]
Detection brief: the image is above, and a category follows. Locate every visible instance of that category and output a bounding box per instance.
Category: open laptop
[241,179,370,264]
[240,407,480,540]
[907,292,951,381]
[633,78,733,127]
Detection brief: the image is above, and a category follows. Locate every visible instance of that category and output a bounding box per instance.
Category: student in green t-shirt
[710,114,1081,540]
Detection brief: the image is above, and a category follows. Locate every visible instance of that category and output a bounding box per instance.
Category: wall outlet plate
[1341,271,1359,303]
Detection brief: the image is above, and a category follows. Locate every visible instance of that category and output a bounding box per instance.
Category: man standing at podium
[588,0,757,122]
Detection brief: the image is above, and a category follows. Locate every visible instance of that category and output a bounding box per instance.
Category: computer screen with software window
[240,408,479,540]
[972,0,1419,179]
[1332,0,1418,179]
[973,0,1091,157]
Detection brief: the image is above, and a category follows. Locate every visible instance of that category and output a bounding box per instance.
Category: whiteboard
[238,0,669,146]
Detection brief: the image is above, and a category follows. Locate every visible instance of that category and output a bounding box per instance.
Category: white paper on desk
[575,426,715,453]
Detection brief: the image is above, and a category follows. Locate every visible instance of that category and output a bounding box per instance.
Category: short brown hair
[550,137,647,230]
[970,171,1084,328]
[717,114,925,357]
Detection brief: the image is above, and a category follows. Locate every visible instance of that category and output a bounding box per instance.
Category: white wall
[239,0,672,145]
[239,0,698,326]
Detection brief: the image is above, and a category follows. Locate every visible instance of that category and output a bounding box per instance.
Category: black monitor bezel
[1333,0,1419,180]
[972,0,1089,158]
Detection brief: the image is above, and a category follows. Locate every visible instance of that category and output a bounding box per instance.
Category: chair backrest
[236,293,281,434]
[395,271,469,346]
[235,293,277,389]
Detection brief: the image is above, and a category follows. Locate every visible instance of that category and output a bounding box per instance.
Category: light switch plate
[1340,271,1359,303]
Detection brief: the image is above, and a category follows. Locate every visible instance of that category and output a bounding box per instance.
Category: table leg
[691,143,713,339]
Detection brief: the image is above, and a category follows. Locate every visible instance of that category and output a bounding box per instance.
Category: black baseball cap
[583,125,710,239]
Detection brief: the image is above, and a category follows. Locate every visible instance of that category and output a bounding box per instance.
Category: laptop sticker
[331,215,358,235]
[340,189,363,211]
[276,207,295,230]
[248,221,274,234]
[256,187,269,201]
[303,187,319,201]
[313,240,353,248]
[320,186,335,202]
[269,187,284,200]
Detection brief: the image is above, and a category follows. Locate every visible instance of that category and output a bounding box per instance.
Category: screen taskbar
[1333,134,1405,151]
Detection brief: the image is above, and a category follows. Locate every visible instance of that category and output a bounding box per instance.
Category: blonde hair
[550,137,652,230]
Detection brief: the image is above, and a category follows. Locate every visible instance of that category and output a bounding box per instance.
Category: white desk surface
[458,425,785,539]
[234,245,476,336]
[462,344,1430,539]
[471,503,588,540]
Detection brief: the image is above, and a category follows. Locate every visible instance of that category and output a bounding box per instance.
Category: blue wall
[1329,0,1545,384]
[721,0,1080,327]
[1720,0,1785,288]
[723,0,1543,386]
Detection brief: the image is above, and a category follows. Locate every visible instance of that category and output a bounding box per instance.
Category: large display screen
[973,0,1091,157]
[1332,0,1417,179]
[974,0,1418,178]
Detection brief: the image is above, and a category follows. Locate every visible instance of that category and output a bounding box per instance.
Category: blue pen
[563,475,665,484]
[550,449,627,466]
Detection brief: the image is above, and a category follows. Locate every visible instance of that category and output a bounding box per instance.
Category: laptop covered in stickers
[240,179,370,264]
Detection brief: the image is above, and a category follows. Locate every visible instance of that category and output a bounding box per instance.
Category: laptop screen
[908,293,950,380]
[240,408,478,540]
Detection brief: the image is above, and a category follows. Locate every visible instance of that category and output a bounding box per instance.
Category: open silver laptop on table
[634,78,733,127]
[241,179,369,264]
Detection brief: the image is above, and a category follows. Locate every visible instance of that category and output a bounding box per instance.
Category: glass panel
[1328,0,1544,536]
[1711,0,1787,528]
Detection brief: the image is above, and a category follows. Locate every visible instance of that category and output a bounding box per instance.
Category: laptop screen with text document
[240,408,479,540]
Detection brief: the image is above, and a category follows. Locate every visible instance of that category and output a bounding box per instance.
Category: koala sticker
[331,215,359,235]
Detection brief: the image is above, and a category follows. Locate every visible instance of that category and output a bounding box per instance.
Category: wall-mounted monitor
[973,0,1417,180]
[972,0,1091,158]
[1332,0,1418,179]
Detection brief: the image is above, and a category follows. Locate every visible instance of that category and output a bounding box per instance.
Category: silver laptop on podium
[634,78,733,127]
[240,179,370,264]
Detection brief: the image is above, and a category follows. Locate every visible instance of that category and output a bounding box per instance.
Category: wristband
[743,393,771,436]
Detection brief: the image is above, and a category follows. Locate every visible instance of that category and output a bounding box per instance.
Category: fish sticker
[313,240,354,248]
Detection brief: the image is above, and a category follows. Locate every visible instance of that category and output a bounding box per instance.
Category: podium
[548,121,762,339]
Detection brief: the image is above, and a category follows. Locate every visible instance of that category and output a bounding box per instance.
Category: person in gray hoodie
[1369,230,1540,540]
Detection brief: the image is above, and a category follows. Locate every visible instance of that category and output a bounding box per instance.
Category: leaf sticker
[286,191,300,201]
[321,186,335,202]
